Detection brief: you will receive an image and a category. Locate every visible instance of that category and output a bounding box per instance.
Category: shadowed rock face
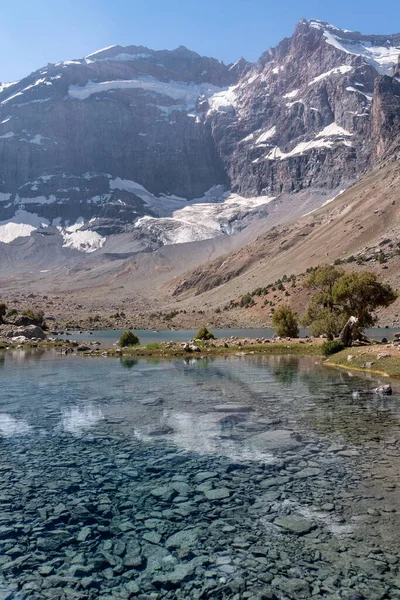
[0,20,399,256]
[0,45,240,232]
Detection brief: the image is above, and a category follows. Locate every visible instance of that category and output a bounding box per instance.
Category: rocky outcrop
[371,76,400,157]
[0,324,46,340]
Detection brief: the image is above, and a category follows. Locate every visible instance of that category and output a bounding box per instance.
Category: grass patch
[325,347,400,378]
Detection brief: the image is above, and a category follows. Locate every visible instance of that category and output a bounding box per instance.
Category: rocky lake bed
[0,353,399,599]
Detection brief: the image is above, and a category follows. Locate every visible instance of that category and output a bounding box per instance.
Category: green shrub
[271,305,299,337]
[195,327,215,340]
[321,340,345,356]
[119,330,140,347]
[239,293,255,308]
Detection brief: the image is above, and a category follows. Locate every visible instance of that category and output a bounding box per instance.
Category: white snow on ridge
[308,65,353,86]
[208,85,237,112]
[255,126,276,145]
[109,176,275,245]
[58,220,106,253]
[69,76,224,112]
[86,45,118,58]
[0,210,49,244]
[87,52,152,64]
[316,123,353,137]
[346,86,373,101]
[312,24,400,76]
[263,123,353,161]
[135,192,275,245]
[283,89,299,99]
[0,81,18,94]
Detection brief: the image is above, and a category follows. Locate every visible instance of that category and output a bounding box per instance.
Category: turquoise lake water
[55,326,399,347]
[0,351,399,599]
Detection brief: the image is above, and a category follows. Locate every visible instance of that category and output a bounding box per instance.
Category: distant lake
[55,326,398,347]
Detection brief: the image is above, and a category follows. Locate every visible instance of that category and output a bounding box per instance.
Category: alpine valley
[1,19,400,327]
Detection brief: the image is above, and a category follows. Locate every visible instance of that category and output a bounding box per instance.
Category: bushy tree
[333,271,397,328]
[195,327,215,340]
[303,265,398,342]
[119,330,140,347]
[271,304,299,337]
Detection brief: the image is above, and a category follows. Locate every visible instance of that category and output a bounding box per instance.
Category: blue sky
[1,0,399,82]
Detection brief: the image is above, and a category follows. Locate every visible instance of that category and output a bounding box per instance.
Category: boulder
[77,344,91,352]
[373,384,392,395]
[12,316,38,327]
[9,325,46,340]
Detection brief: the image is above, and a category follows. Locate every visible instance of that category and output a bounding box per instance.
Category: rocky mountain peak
[0,20,399,262]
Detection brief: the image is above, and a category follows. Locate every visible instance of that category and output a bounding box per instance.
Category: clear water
[0,351,399,599]
[55,326,398,347]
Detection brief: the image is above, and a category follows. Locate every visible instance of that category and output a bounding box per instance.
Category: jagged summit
[84,43,222,65]
[295,19,400,76]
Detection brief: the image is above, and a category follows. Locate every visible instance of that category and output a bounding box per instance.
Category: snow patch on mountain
[308,65,353,86]
[309,20,400,76]
[86,46,118,59]
[263,123,353,161]
[134,192,275,245]
[208,86,238,112]
[87,52,153,64]
[0,210,49,243]
[283,89,299,99]
[255,127,276,145]
[316,123,353,137]
[68,77,224,113]
[346,86,374,101]
[0,82,18,94]
[58,220,106,253]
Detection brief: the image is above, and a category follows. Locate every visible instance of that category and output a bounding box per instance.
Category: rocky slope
[0,19,399,271]
[165,160,400,328]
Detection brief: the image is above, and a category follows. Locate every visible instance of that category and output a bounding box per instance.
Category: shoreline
[2,336,400,379]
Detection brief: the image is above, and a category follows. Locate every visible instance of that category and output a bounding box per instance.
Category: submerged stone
[274,516,315,535]
[249,429,303,452]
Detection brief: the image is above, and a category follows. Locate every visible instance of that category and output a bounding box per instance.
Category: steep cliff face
[0,45,243,247]
[208,20,400,197]
[372,76,400,157]
[0,20,399,258]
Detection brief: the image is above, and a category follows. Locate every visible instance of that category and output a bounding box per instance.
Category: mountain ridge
[0,18,399,301]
